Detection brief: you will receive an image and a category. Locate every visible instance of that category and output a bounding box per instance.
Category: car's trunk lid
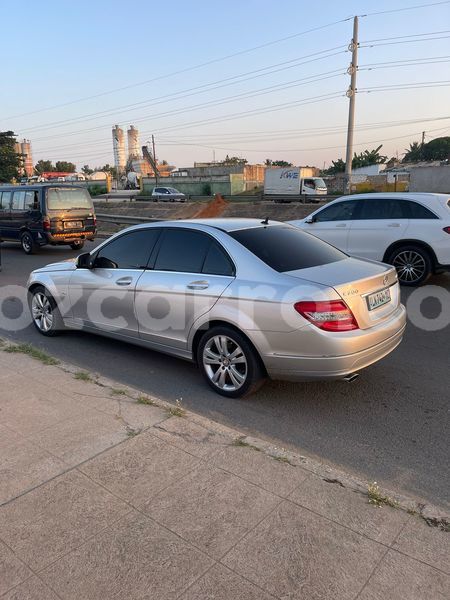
[285,257,400,330]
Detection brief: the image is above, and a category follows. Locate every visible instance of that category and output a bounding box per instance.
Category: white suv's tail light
[443,226,450,234]
[294,300,359,332]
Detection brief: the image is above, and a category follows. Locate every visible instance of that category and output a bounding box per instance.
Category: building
[14,139,34,177]
[127,126,140,159]
[112,125,126,174]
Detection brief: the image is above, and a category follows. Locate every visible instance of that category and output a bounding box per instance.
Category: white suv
[289,193,450,285]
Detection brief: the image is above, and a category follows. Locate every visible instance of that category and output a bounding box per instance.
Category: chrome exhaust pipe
[343,372,360,383]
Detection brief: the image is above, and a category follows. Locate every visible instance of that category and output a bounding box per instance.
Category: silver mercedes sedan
[27,218,406,398]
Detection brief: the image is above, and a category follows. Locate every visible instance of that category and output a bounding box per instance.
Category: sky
[2,0,450,171]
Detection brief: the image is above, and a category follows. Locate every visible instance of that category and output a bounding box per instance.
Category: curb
[1,337,449,530]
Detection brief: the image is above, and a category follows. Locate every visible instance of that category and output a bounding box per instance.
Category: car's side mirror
[76,252,93,269]
[305,215,316,224]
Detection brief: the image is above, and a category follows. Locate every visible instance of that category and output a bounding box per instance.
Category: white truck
[264,167,327,201]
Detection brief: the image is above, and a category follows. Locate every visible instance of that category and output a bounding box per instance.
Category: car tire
[29,285,65,336]
[387,244,432,286]
[70,240,85,250]
[21,231,38,255]
[197,326,266,398]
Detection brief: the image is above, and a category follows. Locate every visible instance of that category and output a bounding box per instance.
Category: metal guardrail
[96,214,159,224]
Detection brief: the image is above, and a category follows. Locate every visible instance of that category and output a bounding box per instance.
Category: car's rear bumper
[261,306,406,382]
[42,231,96,244]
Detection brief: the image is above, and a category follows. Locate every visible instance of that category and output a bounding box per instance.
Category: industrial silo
[127,125,140,159]
[20,140,34,177]
[112,125,126,174]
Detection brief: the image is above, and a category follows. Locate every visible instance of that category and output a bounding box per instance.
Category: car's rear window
[229,225,346,272]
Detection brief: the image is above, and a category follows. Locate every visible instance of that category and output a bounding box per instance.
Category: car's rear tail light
[294,300,359,331]
[93,216,97,227]
[42,216,51,231]
[443,226,450,234]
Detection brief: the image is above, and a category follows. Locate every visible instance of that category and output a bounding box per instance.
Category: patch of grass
[74,371,93,382]
[272,455,293,465]
[168,399,185,417]
[136,395,157,406]
[368,482,398,508]
[4,343,59,366]
[110,388,127,396]
[126,426,141,438]
[232,437,261,451]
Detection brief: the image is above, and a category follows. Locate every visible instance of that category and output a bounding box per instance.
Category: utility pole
[421,131,426,145]
[152,134,158,185]
[345,16,359,193]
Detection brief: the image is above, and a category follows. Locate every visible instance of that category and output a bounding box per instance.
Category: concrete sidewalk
[0,341,448,600]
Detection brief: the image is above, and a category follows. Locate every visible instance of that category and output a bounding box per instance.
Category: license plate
[367,287,391,311]
[64,221,82,229]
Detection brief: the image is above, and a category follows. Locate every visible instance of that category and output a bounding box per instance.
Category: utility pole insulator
[347,65,357,75]
[346,88,355,98]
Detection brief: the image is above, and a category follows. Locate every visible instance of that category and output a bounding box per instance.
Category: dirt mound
[192,194,229,218]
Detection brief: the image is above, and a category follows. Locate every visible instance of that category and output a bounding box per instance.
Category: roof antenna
[261,217,269,225]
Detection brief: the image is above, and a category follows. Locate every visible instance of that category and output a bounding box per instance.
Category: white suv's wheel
[197,326,266,398]
[388,245,432,286]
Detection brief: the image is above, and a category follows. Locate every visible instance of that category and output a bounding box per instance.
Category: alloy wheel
[203,335,248,392]
[392,250,426,283]
[31,293,54,332]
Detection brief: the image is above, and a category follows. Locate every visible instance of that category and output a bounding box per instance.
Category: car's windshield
[230,225,346,272]
[46,187,93,210]
[314,178,326,188]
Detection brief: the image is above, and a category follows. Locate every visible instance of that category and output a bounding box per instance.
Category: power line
[22,51,347,133]
[361,29,450,43]
[3,18,351,120]
[360,0,450,17]
[360,34,450,48]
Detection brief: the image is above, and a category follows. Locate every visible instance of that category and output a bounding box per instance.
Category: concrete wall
[409,166,450,193]
[142,176,231,196]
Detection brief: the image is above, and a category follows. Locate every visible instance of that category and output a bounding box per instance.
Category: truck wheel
[21,231,38,255]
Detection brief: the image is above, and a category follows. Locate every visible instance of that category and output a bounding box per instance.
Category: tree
[322,146,387,175]
[264,159,293,167]
[55,161,76,173]
[322,158,345,175]
[81,164,93,175]
[422,136,450,161]
[0,131,23,183]
[402,141,423,163]
[352,145,387,169]
[221,155,248,165]
[35,159,54,174]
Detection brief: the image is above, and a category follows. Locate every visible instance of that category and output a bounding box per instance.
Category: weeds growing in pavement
[4,343,59,366]
[110,388,127,396]
[168,399,185,417]
[368,482,398,508]
[74,371,93,382]
[137,395,157,406]
[232,437,261,451]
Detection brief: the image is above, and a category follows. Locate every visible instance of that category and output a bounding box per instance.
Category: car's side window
[154,229,211,273]
[202,242,235,276]
[25,191,38,210]
[407,201,438,219]
[11,191,26,211]
[0,191,11,210]
[95,229,161,269]
[314,200,358,222]
[357,198,406,220]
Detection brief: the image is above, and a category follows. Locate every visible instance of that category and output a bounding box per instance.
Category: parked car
[0,184,96,254]
[289,193,450,286]
[151,187,186,202]
[28,219,406,397]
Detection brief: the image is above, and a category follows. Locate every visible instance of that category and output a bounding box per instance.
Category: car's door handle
[187,280,209,290]
[335,223,347,228]
[388,223,401,227]
[115,277,133,286]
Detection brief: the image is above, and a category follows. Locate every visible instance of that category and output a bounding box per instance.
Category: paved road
[1,240,449,509]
